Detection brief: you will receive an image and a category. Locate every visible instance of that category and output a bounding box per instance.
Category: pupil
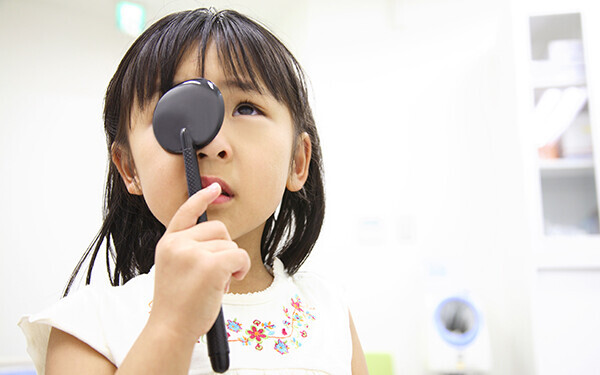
[239,105,253,115]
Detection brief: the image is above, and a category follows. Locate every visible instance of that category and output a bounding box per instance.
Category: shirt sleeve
[18,285,114,375]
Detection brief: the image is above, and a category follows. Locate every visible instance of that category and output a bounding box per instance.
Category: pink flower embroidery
[291,297,304,312]
[247,326,266,342]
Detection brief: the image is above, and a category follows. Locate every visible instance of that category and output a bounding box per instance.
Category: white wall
[302,0,535,373]
[1,0,537,373]
[0,0,131,365]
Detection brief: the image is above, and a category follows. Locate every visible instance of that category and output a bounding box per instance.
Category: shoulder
[288,263,354,371]
[291,266,347,304]
[288,264,350,329]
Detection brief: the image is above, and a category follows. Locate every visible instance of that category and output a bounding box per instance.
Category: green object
[116,1,145,36]
[365,352,394,375]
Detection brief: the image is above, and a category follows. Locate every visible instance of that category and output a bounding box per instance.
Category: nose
[197,128,231,161]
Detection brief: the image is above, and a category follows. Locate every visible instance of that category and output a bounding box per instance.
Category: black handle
[181,129,229,372]
[181,129,207,222]
[207,308,230,372]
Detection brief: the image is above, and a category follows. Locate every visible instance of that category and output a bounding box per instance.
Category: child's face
[114,45,310,245]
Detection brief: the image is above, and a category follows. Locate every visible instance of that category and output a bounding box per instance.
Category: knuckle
[212,220,228,234]
[158,234,177,251]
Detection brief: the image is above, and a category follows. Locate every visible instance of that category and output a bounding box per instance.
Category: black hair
[64,8,325,295]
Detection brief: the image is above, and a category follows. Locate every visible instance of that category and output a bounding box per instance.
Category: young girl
[19,7,368,375]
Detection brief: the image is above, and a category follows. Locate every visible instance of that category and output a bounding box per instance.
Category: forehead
[173,45,269,97]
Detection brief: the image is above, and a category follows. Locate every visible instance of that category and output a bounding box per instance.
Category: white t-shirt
[19,259,352,374]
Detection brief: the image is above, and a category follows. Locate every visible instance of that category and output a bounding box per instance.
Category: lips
[201,176,234,198]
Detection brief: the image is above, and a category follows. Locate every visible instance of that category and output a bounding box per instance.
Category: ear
[287,132,312,192]
[111,143,143,195]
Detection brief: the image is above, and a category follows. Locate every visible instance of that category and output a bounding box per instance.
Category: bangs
[116,8,305,130]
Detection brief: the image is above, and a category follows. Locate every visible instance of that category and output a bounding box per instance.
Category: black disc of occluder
[153,78,224,153]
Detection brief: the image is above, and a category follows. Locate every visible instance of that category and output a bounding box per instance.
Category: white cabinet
[532,13,598,236]
[513,3,600,374]
[514,1,600,268]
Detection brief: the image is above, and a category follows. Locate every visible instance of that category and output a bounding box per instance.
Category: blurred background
[1,0,600,374]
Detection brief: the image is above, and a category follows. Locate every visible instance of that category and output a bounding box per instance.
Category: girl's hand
[148,182,251,344]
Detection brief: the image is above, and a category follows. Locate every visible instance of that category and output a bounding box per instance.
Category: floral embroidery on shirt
[247,326,267,342]
[226,294,316,354]
[227,319,242,333]
[274,339,289,354]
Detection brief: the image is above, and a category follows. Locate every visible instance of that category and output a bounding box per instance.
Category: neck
[228,223,274,294]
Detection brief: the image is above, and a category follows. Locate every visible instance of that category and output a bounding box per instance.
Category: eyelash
[233,101,264,116]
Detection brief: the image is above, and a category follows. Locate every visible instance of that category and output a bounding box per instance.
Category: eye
[234,102,263,116]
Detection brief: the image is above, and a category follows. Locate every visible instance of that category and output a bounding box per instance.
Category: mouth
[201,176,234,200]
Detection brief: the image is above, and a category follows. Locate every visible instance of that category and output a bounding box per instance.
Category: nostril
[197,151,226,159]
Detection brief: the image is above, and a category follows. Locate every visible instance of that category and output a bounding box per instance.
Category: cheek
[130,129,188,226]
[143,164,187,225]
[249,139,293,200]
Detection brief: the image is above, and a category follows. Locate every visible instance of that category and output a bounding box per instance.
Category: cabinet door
[529,12,599,236]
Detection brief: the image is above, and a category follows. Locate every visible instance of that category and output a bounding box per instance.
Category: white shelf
[531,60,586,88]
[538,157,594,177]
[536,235,600,269]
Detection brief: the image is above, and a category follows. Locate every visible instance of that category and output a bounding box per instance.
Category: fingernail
[207,182,220,192]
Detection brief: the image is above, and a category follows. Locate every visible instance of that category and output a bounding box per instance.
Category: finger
[166,183,221,233]
[214,249,251,281]
[183,220,232,242]
[197,240,238,253]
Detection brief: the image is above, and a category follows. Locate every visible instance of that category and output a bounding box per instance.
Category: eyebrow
[222,79,264,94]
[169,78,266,97]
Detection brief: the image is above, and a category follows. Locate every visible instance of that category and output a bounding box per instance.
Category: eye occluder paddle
[152,78,229,373]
